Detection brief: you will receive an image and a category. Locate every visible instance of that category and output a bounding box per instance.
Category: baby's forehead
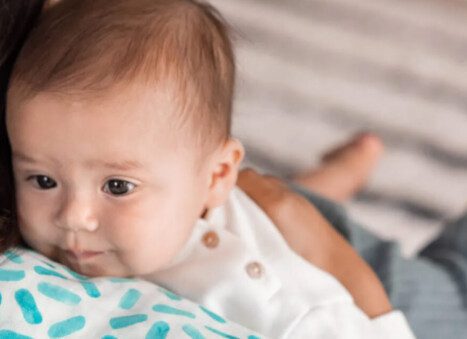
[8,0,233,159]
[12,82,180,121]
[9,85,210,157]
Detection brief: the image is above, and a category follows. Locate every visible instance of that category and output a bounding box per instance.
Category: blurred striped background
[208,0,467,256]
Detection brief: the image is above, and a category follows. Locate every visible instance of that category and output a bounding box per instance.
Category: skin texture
[6,84,244,278]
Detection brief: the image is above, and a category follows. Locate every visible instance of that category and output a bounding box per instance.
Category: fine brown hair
[3,0,235,254]
[0,0,45,253]
[9,0,236,150]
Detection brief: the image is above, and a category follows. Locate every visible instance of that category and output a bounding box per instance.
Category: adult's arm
[237,169,393,319]
[238,168,467,339]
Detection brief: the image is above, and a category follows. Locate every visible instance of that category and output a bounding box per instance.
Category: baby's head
[5,0,244,277]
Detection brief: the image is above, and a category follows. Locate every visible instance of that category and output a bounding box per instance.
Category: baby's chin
[58,252,131,279]
[69,262,132,279]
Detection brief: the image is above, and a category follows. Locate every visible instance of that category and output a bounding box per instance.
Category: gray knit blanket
[209,0,467,256]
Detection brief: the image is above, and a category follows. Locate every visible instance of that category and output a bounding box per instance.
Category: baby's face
[7,85,213,277]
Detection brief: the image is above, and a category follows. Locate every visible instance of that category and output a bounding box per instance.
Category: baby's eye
[29,175,57,190]
[103,179,136,196]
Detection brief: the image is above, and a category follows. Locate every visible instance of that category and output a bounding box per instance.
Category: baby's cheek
[18,219,53,257]
[103,200,185,274]
[105,216,145,250]
[18,208,40,238]
[108,223,178,275]
[17,194,52,239]
[18,222,37,247]
[108,198,166,244]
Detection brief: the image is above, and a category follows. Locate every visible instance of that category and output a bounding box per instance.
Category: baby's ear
[205,138,244,209]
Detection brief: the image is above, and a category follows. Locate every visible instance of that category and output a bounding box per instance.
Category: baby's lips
[64,249,105,261]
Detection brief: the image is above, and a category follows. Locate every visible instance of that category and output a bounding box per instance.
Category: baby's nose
[54,193,99,232]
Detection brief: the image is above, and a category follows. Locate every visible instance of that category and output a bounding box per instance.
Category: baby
[5,0,414,337]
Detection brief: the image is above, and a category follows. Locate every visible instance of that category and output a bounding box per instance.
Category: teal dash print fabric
[0,247,263,338]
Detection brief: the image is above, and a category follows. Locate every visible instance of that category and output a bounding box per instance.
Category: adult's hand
[237,168,392,319]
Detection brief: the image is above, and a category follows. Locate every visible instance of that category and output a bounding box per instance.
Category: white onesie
[143,187,416,338]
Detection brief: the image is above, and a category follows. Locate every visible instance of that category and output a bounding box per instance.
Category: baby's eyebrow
[12,152,143,171]
[87,159,144,171]
[12,152,37,163]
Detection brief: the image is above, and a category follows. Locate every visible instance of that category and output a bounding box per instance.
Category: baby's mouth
[64,249,105,261]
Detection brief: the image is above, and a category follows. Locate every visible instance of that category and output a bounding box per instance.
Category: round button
[202,231,219,249]
[245,261,264,279]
